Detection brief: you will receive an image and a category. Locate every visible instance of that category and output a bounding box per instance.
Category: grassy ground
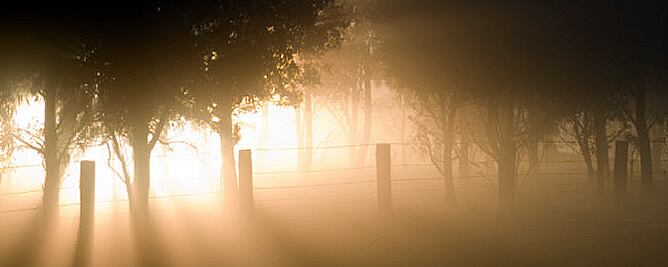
[2,169,668,266]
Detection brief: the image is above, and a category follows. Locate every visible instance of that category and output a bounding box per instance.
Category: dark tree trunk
[527,137,540,173]
[584,151,596,182]
[527,110,541,173]
[43,83,60,218]
[400,96,408,165]
[651,123,664,175]
[304,92,313,171]
[349,85,360,166]
[497,94,517,206]
[219,108,238,206]
[498,139,517,206]
[573,113,595,182]
[129,124,163,267]
[130,124,151,216]
[629,147,636,181]
[459,135,470,177]
[635,86,653,188]
[442,105,457,206]
[593,106,609,193]
[358,75,372,166]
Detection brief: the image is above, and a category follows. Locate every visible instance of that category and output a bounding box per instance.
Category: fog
[1,1,668,266]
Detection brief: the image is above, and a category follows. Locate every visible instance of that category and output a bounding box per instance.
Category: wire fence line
[252,143,378,151]
[0,166,599,200]
[0,161,650,195]
[0,190,222,215]
[0,170,594,216]
[0,160,657,196]
[1,141,664,219]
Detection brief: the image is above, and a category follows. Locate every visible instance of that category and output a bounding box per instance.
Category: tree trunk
[160,128,169,179]
[635,86,653,188]
[442,105,457,206]
[573,113,595,182]
[576,126,596,182]
[349,85,360,166]
[400,96,408,165]
[295,106,304,170]
[459,135,470,177]
[358,75,372,166]
[130,124,151,216]
[43,83,60,218]
[219,109,238,205]
[629,148,636,181]
[593,106,609,193]
[527,136,540,173]
[651,123,664,175]
[260,102,269,148]
[498,139,517,206]
[304,92,313,172]
[584,151,596,182]
[497,94,516,206]
[527,110,541,173]
[128,123,162,267]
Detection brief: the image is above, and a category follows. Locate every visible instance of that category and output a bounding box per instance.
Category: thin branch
[105,141,128,186]
[148,112,170,150]
[11,133,44,154]
[157,138,208,165]
[111,133,131,185]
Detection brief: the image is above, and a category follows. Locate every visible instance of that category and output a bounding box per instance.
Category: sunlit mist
[1,1,668,267]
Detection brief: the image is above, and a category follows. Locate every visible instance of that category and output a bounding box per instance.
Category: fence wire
[1,141,666,220]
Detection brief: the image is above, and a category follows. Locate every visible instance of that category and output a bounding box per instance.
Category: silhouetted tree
[82,3,200,217]
[559,1,668,192]
[181,0,346,204]
[0,79,17,175]
[0,9,100,217]
[377,1,668,205]
[317,4,379,168]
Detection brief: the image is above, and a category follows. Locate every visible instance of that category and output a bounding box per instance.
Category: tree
[618,71,668,189]
[83,2,200,216]
[316,2,379,167]
[559,1,668,192]
[181,0,346,204]
[0,75,18,175]
[1,7,100,217]
[377,1,657,205]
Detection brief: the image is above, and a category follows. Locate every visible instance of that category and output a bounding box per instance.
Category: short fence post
[238,149,254,210]
[75,160,95,267]
[613,141,628,204]
[80,160,96,222]
[376,144,392,213]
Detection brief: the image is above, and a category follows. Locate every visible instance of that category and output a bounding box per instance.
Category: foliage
[180,0,348,130]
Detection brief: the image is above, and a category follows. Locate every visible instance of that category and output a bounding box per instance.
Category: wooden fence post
[376,144,392,213]
[75,160,95,267]
[238,149,254,210]
[613,141,628,204]
[80,160,96,222]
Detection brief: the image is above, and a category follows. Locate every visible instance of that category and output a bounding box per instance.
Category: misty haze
[1,1,668,266]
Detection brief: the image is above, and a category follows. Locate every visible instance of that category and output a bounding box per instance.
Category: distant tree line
[377,1,668,205]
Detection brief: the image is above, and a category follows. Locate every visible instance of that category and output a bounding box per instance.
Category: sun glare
[5,100,308,209]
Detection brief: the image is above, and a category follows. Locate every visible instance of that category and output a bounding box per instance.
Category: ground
[2,166,668,266]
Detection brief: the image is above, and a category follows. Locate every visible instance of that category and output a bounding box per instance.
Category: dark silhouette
[179,0,347,205]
